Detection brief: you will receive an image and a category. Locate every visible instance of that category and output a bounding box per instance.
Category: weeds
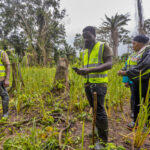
[133,79,150,148]
[3,118,59,150]
[106,63,130,115]
[81,121,85,150]
[1,63,149,150]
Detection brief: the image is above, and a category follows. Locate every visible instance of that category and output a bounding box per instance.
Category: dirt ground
[0,97,150,150]
[71,99,150,150]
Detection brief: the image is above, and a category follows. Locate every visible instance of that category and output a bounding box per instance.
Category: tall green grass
[133,76,150,148]
[69,66,87,112]
[106,63,130,116]
[3,62,134,149]
[10,66,56,115]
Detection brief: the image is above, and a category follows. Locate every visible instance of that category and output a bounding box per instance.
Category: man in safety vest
[118,35,150,130]
[0,49,10,119]
[74,26,113,148]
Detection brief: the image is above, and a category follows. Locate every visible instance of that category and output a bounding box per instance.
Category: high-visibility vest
[126,52,137,69]
[83,42,108,83]
[0,50,6,77]
[132,46,150,80]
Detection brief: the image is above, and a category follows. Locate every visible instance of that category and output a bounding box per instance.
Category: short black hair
[133,35,149,44]
[83,26,96,37]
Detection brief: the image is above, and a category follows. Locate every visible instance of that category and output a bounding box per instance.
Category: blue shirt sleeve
[122,76,129,83]
[122,61,133,84]
[122,61,129,83]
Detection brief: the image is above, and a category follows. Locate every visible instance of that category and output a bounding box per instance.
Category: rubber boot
[88,127,99,138]
[130,112,134,119]
[96,119,108,144]
[2,100,9,118]
[94,141,104,150]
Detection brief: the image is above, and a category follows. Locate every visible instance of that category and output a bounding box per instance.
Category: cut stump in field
[53,58,69,94]
[8,63,25,94]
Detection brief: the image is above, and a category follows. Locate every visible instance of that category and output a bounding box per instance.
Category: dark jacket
[126,46,150,82]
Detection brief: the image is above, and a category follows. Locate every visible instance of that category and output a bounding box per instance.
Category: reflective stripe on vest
[83,42,108,83]
[131,47,150,80]
[132,69,150,79]
[127,65,136,69]
[0,50,6,77]
[85,74,108,78]
[127,53,137,69]
[83,63,102,68]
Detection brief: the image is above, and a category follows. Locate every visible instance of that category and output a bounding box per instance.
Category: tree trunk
[111,29,119,58]
[37,43,47,66]
[8,63,24,94]
[10,63,18,92]
[43,47,47,66]
[137,0,145,34]
[53,58,69,93]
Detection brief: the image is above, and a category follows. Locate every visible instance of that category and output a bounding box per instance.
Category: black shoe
[94,141,104,150]
[3,112,8,118]
[143,126,150,136]
[130,112,134,119]
[127,121,137,131]
[96,119,108,143]
[2,100,9,116]
[88,127,98,138]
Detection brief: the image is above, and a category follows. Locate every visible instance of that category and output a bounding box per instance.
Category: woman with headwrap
[118,35,150,130]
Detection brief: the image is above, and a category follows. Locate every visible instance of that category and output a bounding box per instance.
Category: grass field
[0,63,149,150]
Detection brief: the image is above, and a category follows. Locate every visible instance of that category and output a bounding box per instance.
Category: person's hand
[76,68,89,75]
[118,70,126,76]
[3,79,9,87]
[125,82,129,87]
[117,70,122,76]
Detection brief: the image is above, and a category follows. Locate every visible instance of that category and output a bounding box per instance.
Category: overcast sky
[60,0,150,55]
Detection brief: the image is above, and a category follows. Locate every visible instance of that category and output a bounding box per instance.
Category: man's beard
[84,40,95,49]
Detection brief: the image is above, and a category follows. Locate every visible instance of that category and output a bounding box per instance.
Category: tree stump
[53,58,69,93]
[8,63,25,94]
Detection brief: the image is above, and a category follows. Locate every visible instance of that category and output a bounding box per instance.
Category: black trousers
[129,83,135,113]
[85,84,108,143]
[133,80,150,123]
[0,81,9,114]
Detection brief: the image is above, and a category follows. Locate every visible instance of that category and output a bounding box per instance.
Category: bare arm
[3,64,10,87]
[87,56,112,73]
[5,64,10,80]
[76,56,112,75]
[3,52,10,87]
[76,43,113,75]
